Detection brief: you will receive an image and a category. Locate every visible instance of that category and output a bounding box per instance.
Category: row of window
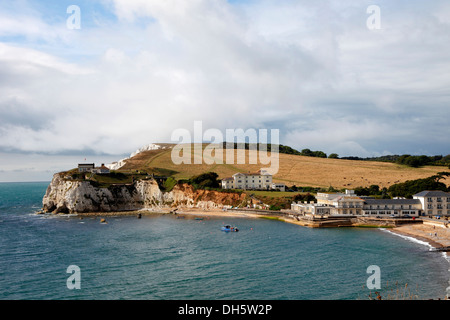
[367,211,417,215]
[427,204,450,209]
[427,210,450,215]
[427,197,450,202]
[368,205,415,210]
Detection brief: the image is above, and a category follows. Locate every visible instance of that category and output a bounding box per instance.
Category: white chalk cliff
[42,172,246,214]
[106,143,162,170]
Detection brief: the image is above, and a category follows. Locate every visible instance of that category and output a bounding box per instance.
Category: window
[427,197,433,202]
[437,197,442,202]
[428,204,433,209]
[437,204,443,209]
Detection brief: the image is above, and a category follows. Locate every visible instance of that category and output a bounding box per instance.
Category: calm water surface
[0,182,449,300]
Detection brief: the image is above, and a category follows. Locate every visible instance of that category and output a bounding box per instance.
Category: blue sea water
[0,182,449,300]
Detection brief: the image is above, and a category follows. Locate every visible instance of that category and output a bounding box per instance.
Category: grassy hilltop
[115,143,450,190]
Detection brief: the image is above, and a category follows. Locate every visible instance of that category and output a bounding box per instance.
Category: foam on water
[380,228,433,249]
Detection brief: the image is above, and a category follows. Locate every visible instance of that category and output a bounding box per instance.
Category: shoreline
[389,223,450,258]
[71,207,267,219]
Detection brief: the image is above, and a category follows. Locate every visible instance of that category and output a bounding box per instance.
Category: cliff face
[42,173,246,214]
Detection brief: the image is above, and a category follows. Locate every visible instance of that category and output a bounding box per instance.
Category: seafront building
[221,170,286,191]
[291,189,449,217]
[413,190,450,216]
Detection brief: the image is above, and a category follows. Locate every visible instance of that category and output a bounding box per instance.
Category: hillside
[115,144,450,189]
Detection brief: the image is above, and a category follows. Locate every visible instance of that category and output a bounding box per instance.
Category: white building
[291,202,333,216]
[221,170,285,191]
[91,164,111,175]
[413,190,450,216]
[362,199,422,216]
[291,189,425,217]
[271,183,286,192]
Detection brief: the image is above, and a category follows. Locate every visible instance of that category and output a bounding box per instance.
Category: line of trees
[222,142,450,168]
[387,172,450,198]
[340,154,450,168]
[222,143,337,159]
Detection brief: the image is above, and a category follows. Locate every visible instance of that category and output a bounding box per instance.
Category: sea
[0,182,449,300]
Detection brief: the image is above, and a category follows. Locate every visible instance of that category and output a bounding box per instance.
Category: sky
[0,0,449,182]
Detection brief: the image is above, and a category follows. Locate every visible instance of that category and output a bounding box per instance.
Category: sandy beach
[74,207,267,219]
[392,222,450,255]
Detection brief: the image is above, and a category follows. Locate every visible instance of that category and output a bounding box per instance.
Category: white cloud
[0,0,449,168]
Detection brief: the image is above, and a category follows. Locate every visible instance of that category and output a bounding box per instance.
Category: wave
[380,228,450,265]
[379,228,433,249]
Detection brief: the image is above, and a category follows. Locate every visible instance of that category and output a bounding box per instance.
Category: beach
[73,207,268,220]
[392,221,450,256]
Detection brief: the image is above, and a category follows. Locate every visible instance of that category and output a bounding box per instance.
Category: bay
[0,182,448,300]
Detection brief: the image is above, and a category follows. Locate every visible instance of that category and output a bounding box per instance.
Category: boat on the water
[221,225,239,232]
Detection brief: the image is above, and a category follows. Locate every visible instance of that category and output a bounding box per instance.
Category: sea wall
[42,173,246,214]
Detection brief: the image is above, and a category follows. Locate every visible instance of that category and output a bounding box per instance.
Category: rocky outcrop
[42,173,246,214]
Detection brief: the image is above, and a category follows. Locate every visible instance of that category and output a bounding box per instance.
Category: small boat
[221,225,239,232]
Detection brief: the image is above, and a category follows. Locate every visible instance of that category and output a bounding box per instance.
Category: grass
[245,190,296,198]
[117,144,450,189]
[259,216,283,221]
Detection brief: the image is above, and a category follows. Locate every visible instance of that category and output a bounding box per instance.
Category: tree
[312,151,327,158]
[388,174,449,198]
[301,149,313,157]
[293,193,316,203]
[328,153,339,159]
[190,172,220,189]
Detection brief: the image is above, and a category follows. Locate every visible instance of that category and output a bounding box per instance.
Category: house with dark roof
[413,190,450,216]
[293,189,450,217]
[77,163,110,175]
[362,199,422,216]
[92,164,110,175]
[78,163,95,173]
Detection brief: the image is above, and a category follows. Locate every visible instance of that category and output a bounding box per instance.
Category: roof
[364,199,421,205]
[78,163,94,167]
[232,170,272,177]
[334,196,364,201]
[413,190,450,197]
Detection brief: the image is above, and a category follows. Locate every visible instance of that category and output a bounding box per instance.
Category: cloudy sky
[0,0,449,181]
